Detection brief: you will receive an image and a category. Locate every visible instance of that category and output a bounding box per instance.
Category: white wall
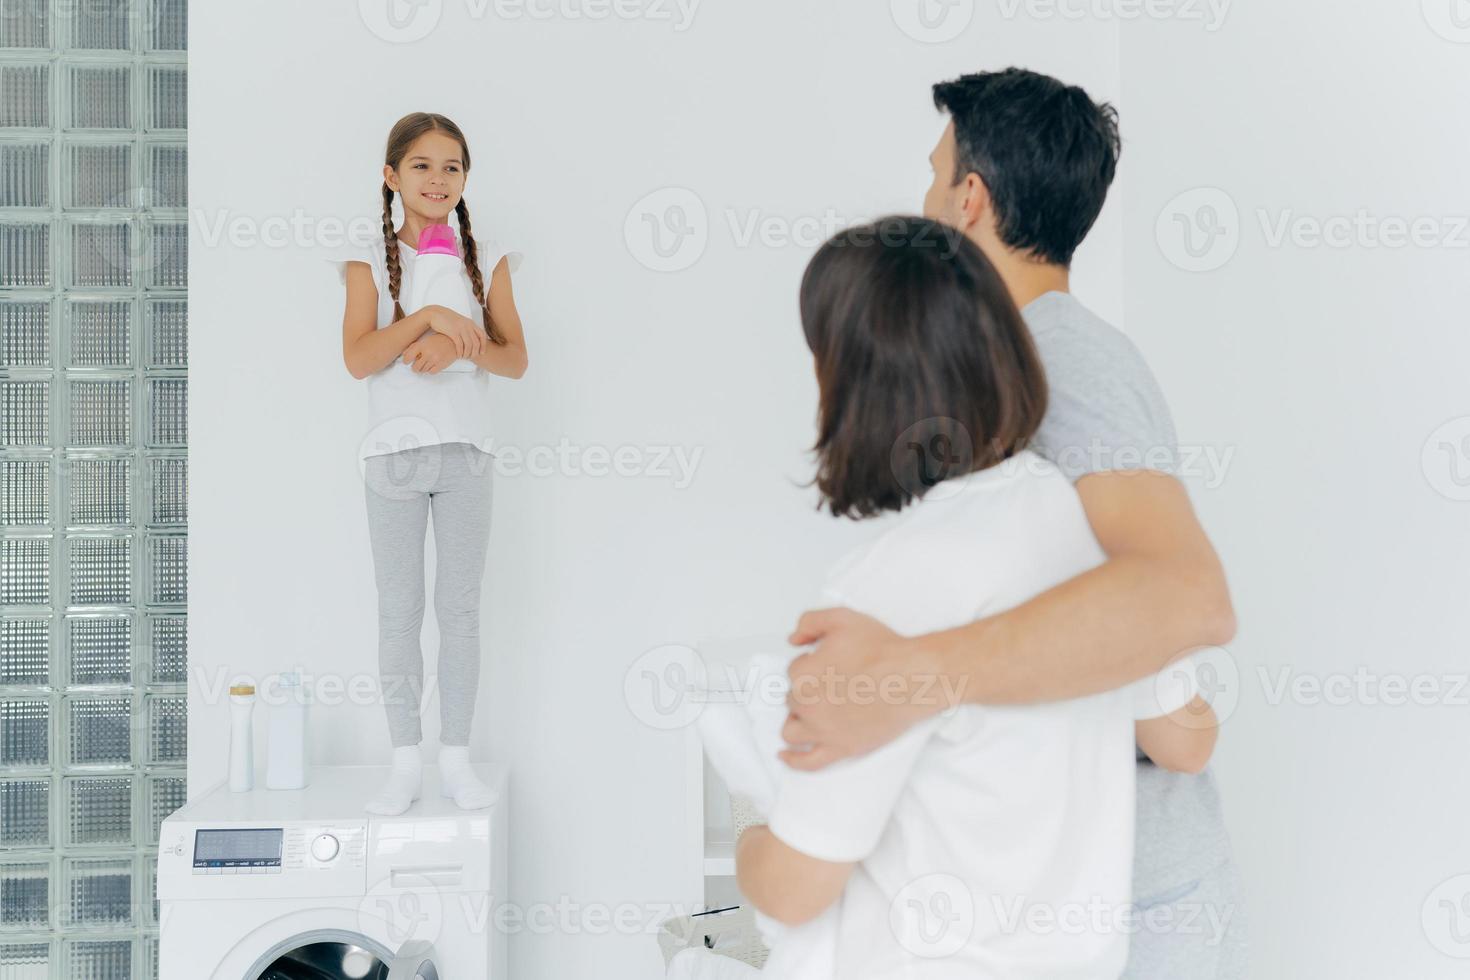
[1118,2,1470,975]
[190,4,1123,977]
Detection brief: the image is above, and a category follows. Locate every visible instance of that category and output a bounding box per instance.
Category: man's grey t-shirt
[1022,290,1234,896]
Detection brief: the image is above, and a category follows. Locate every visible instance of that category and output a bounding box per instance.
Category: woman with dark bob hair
[801,215,1047,517]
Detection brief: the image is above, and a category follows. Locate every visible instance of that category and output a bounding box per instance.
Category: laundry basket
[729,792,761,839]
[657,905,769,972]
[658,784,772,973]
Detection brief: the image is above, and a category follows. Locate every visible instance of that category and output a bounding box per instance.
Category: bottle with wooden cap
[229,684,256,792]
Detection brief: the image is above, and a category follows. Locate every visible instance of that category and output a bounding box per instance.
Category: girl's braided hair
[380,112,506,345]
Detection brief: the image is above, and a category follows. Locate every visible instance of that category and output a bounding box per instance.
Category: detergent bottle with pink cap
[405,222,479,373]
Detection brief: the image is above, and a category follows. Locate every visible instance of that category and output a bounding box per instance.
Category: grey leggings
[363,441,493,747]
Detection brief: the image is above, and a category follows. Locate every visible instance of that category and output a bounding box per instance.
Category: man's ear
[957,172,992,234]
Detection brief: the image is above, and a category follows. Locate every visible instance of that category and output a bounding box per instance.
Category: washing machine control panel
[310,832,339,862]
[191,827,283,873]
[285,825,367,871]
[182,824,366,876]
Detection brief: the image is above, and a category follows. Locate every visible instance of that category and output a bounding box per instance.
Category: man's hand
[401,333,459,374]
[779,608,958,771]
[781,470,1235,774]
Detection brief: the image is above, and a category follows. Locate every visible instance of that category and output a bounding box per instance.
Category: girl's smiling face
[384,130,467,223]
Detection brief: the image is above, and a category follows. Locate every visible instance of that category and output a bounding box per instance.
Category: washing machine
[158,764,508,980]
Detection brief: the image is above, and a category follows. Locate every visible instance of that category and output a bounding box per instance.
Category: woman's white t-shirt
[765,450,1201,980]
[326,227,523,462]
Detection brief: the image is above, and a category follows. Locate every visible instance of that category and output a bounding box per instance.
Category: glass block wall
[1,2,188,977]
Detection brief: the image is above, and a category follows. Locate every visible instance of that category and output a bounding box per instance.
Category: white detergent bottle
[265,671,310,790]
[406,223,479,374]
[228,684,255,792]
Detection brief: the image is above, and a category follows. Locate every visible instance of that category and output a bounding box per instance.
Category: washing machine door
[248,933,439,980]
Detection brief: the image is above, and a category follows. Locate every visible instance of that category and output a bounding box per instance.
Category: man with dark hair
[782,68,1246,978]
[931,68,1121,267]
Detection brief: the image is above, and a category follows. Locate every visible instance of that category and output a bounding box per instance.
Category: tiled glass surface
[144,774,181,845]
[0,861,50,929]
[67,221,132,289]
[0,224,50,288]
[67,534,131,605]
[147,616,184,684]
[66,697,132,767]
[64,857,133,927]
[68,0,132,51]
[0,0,49,48]
[3,9,186,973]
[67,938,133,979]
[68,377,131,446]
[67,300,131,367]
[145,855,157,925]
[64,142,133,210]
[144,299,184,368]
[0,940,51,980]
[145,66,184,131]
[0,64,49,128]
[149,0,187,52]
[0,699,49,768]
[143,144,184,209]
[65,775,132,846]
[0,142,49,208]
[145,534,183,604]
[143,933,157,980]
[0,379,49,446]
[69,457,132,525]
[0,779,51,848]
[68,616,132,685]
[0,301,51,368]
[64,64,132,130]
[1,459,50,525]
[146,377,184,447]
[147,457,183,526]
[145,223,184,290]
[144,695,182,764]
[1,536,51,604]
[0,620,49,685]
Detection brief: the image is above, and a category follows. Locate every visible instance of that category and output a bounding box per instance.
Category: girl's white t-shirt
[325,227,523,462]
[764,450,1201,980]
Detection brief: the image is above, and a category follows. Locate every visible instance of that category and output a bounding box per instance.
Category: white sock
[365,745,422,815]
[438,745,497,810]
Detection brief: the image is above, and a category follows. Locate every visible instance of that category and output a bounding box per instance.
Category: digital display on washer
[193,828,283,868]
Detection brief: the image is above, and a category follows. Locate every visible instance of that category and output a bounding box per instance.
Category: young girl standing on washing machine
[327,112,527,815]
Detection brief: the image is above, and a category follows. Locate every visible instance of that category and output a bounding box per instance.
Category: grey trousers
[1122,858,1247,979]
[363,440,493,748]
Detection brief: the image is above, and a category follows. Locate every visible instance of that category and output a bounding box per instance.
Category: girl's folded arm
[468,254,528,379]
[736,825,853,927]
[1135,695,1218,775]
[339,261,435,379]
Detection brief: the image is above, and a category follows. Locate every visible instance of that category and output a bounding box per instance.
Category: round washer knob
[310,833,340,862]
